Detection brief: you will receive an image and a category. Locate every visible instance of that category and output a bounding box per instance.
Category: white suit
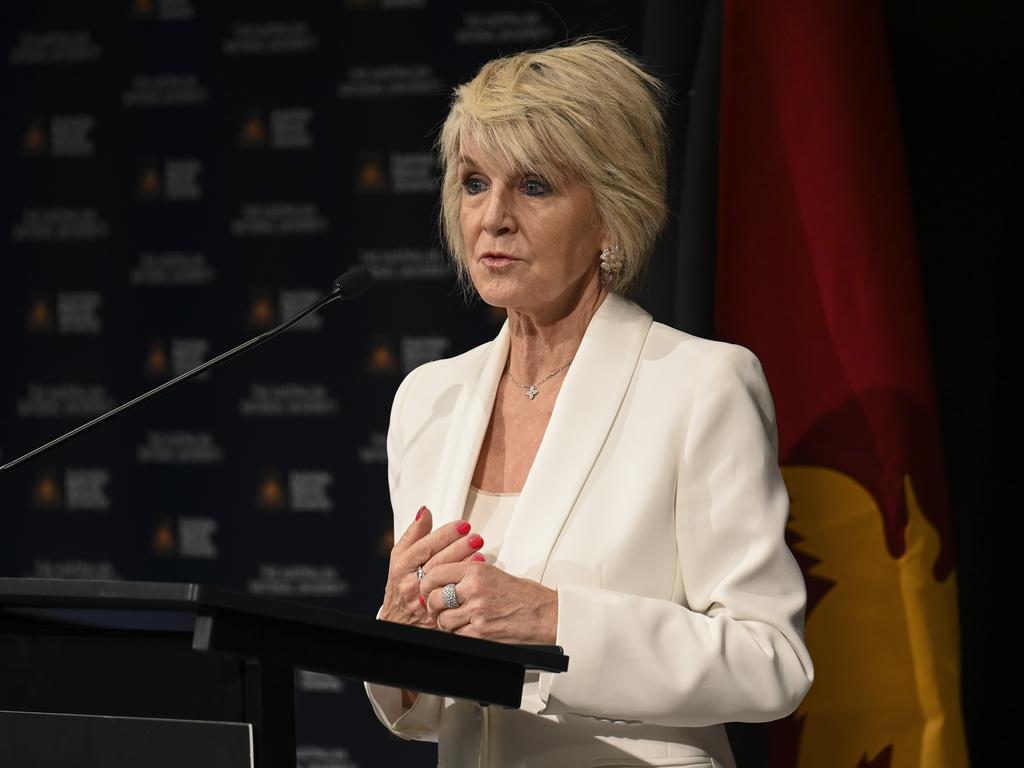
[367,293,813,767]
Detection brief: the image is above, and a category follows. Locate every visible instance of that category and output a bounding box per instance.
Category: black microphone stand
[0,268,372,474]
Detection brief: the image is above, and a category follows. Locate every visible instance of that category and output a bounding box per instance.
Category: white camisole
[463,485,520,563]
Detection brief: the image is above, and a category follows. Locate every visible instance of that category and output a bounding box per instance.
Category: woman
[366,39,813,768]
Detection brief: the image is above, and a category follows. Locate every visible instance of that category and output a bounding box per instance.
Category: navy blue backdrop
[3,1,1016,766]
[0,2,647,764]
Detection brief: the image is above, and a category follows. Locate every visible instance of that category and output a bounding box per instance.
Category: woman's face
[458,144,606,314]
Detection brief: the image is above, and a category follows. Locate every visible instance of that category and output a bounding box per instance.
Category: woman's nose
[481,187,515,236]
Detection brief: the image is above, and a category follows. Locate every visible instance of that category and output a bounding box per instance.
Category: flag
[715,1,969,766]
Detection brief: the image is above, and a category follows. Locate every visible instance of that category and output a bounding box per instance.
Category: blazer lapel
[429,322,510,527]
[499,294,654,581]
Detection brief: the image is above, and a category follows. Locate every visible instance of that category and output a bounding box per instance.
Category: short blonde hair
[438,38,670,295]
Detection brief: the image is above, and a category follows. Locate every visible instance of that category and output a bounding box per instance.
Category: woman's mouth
[480,253,520,268]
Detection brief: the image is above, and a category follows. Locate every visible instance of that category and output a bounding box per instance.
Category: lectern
[0,578,568,767]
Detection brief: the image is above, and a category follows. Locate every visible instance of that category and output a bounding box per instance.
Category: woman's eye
[522,178,549,196]
[463,178,487,195]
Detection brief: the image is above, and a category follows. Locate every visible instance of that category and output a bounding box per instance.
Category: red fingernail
[416,506,427,521]
[470,553,485,562]
[418,595,425,607]
[456,521,471,535]
[468,534,484,549]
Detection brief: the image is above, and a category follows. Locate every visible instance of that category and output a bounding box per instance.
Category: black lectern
[0,578,568,768]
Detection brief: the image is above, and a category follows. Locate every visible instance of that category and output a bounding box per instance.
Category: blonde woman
[366,39,813,768]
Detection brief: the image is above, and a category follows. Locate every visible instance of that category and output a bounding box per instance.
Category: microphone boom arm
[1,269,370,475]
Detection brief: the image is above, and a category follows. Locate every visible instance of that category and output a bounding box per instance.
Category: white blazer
[366,293,813,768]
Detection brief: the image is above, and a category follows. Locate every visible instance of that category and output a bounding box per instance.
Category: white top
[366,293,812,768]
[463,485,520,563]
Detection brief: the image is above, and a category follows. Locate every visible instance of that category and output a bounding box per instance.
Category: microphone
[334,267,372,300]
[0,267,373,474]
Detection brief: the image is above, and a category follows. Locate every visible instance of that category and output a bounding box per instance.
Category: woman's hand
[379,506,484,629]
[419,561,558,645]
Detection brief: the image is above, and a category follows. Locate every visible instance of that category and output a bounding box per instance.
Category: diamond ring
[441,582,460,609]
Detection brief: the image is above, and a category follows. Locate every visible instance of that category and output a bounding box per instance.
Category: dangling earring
[599,245,623,287]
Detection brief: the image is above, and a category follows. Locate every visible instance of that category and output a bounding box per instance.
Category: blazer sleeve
[364,366,445,741]
[537,345,814,727]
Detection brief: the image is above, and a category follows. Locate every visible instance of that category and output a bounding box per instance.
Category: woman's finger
[436,604,473,633]
[425,586,445,620]
[452,622,483,639]
[391,506,432,555]
[399,521,474,573]
[419,561,477,598]
[424,533,484,572]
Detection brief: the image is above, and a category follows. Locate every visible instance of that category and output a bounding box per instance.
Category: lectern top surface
[0,577,568,673]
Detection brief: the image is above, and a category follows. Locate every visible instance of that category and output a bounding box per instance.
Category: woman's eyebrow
[459,156,544,186]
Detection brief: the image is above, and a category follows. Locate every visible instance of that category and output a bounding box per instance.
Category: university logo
[247,292,276,329]
[152,516,176,555]
[21,119,47,155]
[239,112,269,149]
[131,0,157,20]
[145,338,169,378]
[32,470,62,509]
[367,337,399,376]
[26,295,54,332]
[256,470,285,509]
[150,520,175,557]
[138,161,162,198]
[355,155,387,193]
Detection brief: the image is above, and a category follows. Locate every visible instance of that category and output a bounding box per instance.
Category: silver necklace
[505,359,573,401]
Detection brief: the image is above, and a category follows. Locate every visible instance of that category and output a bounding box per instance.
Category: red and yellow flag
[716,1,968,766]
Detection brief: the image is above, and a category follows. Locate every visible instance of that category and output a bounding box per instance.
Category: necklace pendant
[526,385,538,400]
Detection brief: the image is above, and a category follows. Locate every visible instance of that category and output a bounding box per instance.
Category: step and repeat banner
[1,1,645,765]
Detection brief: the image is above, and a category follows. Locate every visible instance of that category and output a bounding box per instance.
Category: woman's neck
[505,278,608,382]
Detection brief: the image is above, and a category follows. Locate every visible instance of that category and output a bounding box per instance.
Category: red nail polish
[468,534,484,549]
[456,521,471,535]
[470,553,485,562]
[418,595,425,607]
[416,506,426,521]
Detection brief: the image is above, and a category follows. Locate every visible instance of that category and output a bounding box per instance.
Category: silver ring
[441,582,460,609]
[416,566,426,581]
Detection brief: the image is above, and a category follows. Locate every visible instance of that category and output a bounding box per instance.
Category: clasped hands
[380,505,557,644]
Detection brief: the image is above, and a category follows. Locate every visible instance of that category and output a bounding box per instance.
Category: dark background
[2,1,1016,765]
[885,1,1016,764]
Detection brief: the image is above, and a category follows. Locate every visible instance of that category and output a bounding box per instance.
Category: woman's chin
[472,276,537,310]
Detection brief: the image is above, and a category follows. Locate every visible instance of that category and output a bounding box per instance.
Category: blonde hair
[438,38,670,295]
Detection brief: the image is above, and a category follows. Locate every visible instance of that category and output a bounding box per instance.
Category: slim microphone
[334,267,373,300]
[0,267,373,474]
